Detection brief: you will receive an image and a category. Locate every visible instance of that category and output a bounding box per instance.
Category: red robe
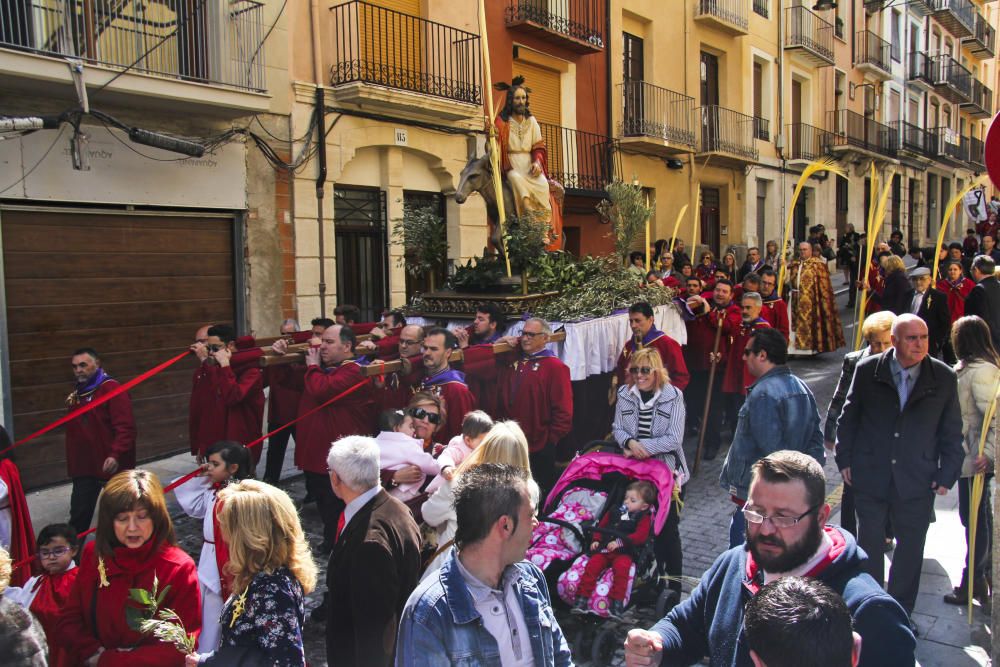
[59,541,201,667]
[761,297,791,341]
[683,303,743,373]
[294,360,375,475]
[937,277,975,323]
[722,318,771,395]
[263,364,302,426]
[23,567,79,667]
[0,459,34,586]
[190,361,265,461]
[464,349,573,453]
[64,379,136,479]
[374,354,424,412]
[615,329,690,391]
[419,369,478,444]
[661,273,683,290]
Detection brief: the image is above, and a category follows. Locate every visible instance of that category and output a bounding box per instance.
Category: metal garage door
[0,207,238,489]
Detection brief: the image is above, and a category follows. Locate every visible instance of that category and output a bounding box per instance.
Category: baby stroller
[525,449,676,664]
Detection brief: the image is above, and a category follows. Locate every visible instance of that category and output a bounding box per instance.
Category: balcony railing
[694,0,750,34]
[505,0,605,51]
[698,105,758,161]
[854,30,891,76]
[931,0,975,38]
[753,0,768,18]
[907,51,935,87]
[784,5,834,66]
[828,109,897,158]
[932,54,972,103]
[786,123,834,161]
[964,12,996,58]
[0,0,266,92]
[891,120,932,157]
[969,136,986,172]
[329,1,482,105]
[538,123,613,194]
[961,79,993,117]
[753,116,770,141]
[928,126,968,164]
[618,80,697,147]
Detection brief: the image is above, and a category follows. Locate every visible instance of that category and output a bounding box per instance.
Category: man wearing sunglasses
[721,328,824,548]
[419,328,477,443]
[625,451,914,667]
[615,302,689,391]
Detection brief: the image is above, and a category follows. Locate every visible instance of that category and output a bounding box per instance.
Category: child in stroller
[571,480,655,619]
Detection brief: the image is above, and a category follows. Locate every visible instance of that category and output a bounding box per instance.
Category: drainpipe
[778,0,786,247]
[311,0,328,317]
[685,0,695,242]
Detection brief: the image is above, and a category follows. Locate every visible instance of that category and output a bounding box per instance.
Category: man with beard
[624,451,914,667]
[494,77,562,250]
[786,242,845,353]
[615,302,689,391]
[835,314,963,625]
[418,328,477,443]
[455,303,505,417]
[758,268,790,340]
[720,329,824,548]
[64,348,136,536]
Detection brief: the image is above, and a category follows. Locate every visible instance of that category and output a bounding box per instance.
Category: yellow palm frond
[778,158,846,288]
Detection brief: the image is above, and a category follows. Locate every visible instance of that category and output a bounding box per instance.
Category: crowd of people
[0,217,998,666]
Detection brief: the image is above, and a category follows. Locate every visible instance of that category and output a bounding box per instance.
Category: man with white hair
[325,436,421,667]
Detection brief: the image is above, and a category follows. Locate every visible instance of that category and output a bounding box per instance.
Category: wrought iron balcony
[932,54,972,104]
[538,123,613,195]
[827,109,897,158]
[0,0,266,92]
[753,0,768,18]
[329,1,482,111]
[928,126,969,165]
[891,121,932,159]
[505,0,605,53]
[694,0,750,36]
[960,79,993,118]
[963,12,995,59]
[784,6,834,67]
[786,123,835,162]
[907,51,935,90]
[969,136,986,172]
[854,30,891,79]
[697,105,758,163]
[617,80,697,156]
[931,0,975,39]
[753,116,770,141]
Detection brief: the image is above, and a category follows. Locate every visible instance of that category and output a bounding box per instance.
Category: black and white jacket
[612,384,689,485]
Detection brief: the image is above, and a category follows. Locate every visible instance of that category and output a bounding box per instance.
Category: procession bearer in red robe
[455,302,506,418]
[721,292,771,419]
[0,426,35,586]
[418,328,477,444]
[758,268,790,341]
[64,347,136,538]
[188,324,265,463]
[615,302,689,391]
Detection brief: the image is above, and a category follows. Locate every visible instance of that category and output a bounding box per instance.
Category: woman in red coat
[938,260,975,324]
[59,470,201,666]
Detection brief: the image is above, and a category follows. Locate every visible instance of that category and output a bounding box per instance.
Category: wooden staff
[261,330,567,368]
[694,310,727,473]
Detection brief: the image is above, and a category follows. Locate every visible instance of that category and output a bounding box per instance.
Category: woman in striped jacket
[611,347,687,603]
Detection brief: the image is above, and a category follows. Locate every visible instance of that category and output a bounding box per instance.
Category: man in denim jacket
[396,463,573,666]
[720,328,825,547]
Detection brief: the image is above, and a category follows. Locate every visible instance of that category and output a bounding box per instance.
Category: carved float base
[411,289,559,319]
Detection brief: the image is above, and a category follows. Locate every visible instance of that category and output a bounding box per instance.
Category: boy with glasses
[624,451,914,667]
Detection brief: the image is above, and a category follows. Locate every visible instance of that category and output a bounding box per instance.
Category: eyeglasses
[408,407,441,425]
[629,367,653,376]
[399,339,421,346]
[742,503,821,529]
[521,331,546,338]
[38,546,71,559]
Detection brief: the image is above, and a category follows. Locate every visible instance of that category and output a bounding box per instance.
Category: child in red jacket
[572,481,655,619]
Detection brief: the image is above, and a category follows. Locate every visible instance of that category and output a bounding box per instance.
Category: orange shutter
[360,0,423,88]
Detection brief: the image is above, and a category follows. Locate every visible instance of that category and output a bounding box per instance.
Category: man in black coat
[900,267,951,358]
[835,314,963,622]
[964,254,1000,353]
[325,436,422,667]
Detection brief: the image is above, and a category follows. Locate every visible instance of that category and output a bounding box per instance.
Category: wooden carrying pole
[693,312,726,473]
[261,330,567,368]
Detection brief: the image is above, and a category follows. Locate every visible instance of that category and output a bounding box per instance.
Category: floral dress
[202,566,305,667]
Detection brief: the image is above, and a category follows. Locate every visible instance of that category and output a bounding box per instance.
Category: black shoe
[609,600,626,620]
[571,598,589,615]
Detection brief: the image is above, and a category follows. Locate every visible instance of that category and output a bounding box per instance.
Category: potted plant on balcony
[391,204,448,293]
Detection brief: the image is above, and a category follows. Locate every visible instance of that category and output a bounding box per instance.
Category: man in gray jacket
[836,314,964,624]
[721,328,825,548]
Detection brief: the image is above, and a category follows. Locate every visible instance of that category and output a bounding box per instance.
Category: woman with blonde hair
[60,470,201,666]
[420,421,532,577]
[188,480,316,667]
[611,347,687,602]
[878,253,910,315]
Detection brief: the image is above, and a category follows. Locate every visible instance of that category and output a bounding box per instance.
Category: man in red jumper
[188,324,265,463]
[64,348,136,536]
[616,302,689,391]
[419,328,478,443]
[271,324,375,550]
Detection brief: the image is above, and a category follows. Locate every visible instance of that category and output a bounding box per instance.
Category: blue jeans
[729,506,746,548]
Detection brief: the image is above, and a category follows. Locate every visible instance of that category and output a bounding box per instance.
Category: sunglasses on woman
[408,407,441,425]
[629,367,653,376]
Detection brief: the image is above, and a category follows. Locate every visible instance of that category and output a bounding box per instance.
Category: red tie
[335,512,346,543]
